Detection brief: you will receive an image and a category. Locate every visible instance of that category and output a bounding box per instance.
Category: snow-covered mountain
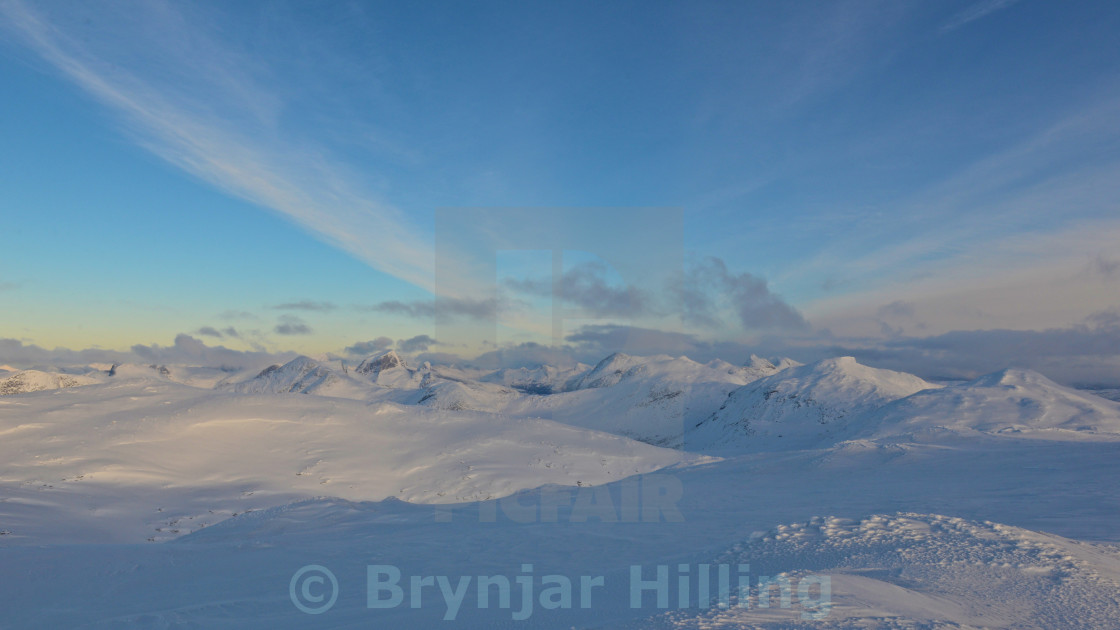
[563,352,787,392]
[479,363,589,394]
[861,368,1120,440]
[354,349,429,388]
[354,348,405,374]
[688,356,938,451]
[217,355,371,399]
[495,353,791,447]
[0,369,98,395]
[566,352,659,390]
[706,354,801,382]
[401,379,521,412]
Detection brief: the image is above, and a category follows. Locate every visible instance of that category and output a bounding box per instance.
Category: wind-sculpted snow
[630,513,1120,628]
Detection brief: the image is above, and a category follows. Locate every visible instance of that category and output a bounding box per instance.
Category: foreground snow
[629,513,1120,629]
[1,352,1119,627]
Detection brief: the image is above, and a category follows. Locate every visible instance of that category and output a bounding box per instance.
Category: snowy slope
[399,378,523,411]
[689,357,938,451]
[0,379,701,544]
[564,352,787,392]
[0,369,98,395]
[152,364,251,389]
[104,362,249,388]
[861,368,1120,440]
[3,390,1120,627]
[353,353,789,447]
[499,353,786,447]
[479,363,590,394]
[567,352,665,390]
[629,512,1120,629]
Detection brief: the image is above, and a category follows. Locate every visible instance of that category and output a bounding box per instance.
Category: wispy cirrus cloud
[0,0,435,291]
[941,0,1023,33]
[130,334,288,367]
[787,86,1120,337]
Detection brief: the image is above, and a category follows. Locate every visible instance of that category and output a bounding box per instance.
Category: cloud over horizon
[0,335,291,370]
[3,314,1120,387]
[397,334,441,354]
[502,256,810,334]
[343,337,393,357]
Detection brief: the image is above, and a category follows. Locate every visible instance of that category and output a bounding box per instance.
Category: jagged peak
[746,354,776,371]
[356,349,406,374]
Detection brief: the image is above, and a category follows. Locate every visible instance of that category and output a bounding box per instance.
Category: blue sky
[1,0,1119,382]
